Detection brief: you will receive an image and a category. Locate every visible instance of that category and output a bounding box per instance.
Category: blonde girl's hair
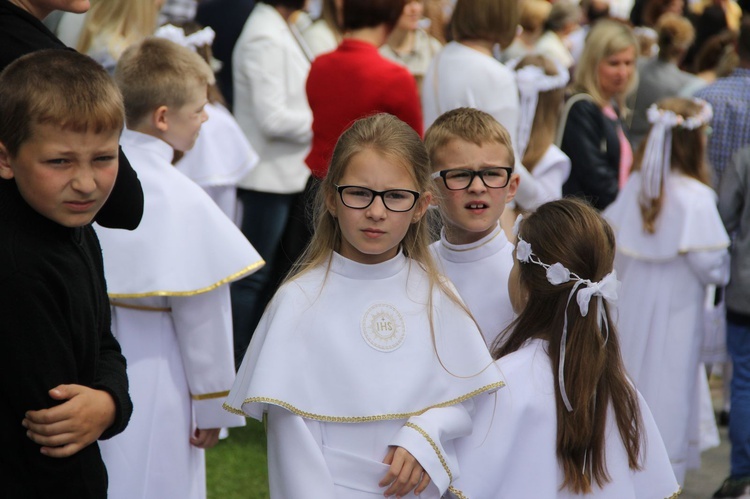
[451,0,519,49]
[519,0,552,34]
[77,0,159,60]
[514,55,566,172]
[632,97,711,233]
[290,113,437,279]
[574,20,639,108]
[495,199,643,494]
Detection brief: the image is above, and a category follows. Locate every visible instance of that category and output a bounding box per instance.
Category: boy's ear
[505,173,520,205]
[153,105,170,132]
[0,142,15,180]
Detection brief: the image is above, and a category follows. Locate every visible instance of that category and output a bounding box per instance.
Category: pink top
[602,104,633,189]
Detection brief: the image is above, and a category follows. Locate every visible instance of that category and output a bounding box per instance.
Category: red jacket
[305,38,423,178]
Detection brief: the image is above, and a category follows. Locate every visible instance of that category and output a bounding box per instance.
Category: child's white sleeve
[387,400,475,495]
[685,249,731,287]
[266,404,336,499]
[170,284,245,430]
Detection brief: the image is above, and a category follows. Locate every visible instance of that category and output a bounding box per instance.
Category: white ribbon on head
[154,24,216,52]
[508,58,570,160]
[641,99,713,201]
[516,236,620,412]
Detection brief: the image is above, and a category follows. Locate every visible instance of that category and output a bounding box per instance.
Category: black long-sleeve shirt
[0,179,132,497]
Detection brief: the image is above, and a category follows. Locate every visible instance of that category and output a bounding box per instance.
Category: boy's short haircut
[424,107,515,168]
[115,37,215,127]
[0,50,124,157]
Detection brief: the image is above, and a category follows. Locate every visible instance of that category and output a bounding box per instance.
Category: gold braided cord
[110,300,171,312]
[108,259,265,298]
[404,422,452,482]
[222,381,505,422]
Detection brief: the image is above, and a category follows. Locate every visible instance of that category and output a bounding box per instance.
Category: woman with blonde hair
[559,20,639,210]
[77,0,162,73]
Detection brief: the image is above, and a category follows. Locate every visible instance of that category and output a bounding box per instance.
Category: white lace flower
[516,239,532,262]
[546,262,571,285]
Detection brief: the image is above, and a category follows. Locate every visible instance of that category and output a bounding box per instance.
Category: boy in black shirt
[0,49,132,498]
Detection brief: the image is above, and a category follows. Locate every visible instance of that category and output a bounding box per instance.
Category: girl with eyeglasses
[225,114,503,498]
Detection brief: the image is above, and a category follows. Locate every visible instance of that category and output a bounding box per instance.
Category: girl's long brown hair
[493,199,643,493]
[632,97,711,233]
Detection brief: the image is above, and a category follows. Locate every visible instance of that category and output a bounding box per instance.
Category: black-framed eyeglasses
[334,185,420,212]
[431,167,513,190]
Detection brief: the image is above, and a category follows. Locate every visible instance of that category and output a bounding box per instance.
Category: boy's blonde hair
[115,37,215,127]
[424,107,515,169]
[574,20,639,107]
[0,50,124,156]
[451,0,519,49]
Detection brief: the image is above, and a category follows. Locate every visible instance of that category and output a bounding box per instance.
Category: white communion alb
[95,129,264,499]
[225,251,504,498]
[450,338,680,498]
[604,171,730,484]
[430,223,516,347]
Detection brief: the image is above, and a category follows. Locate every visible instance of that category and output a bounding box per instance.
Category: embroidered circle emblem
[361,303,406,352]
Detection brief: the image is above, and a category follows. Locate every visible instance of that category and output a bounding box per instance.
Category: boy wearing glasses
[426,108,519,347]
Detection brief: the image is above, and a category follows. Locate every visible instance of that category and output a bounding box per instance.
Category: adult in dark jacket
[560,20,638,210]
[0,0,144,230]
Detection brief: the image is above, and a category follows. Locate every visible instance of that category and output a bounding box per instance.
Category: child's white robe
[451,339,681,499]
[430,223,515,347]
[96,129,264,499]
[604,172,730,484]
[530,144,571,203]
[175,102,258,223]
[225,251,504,498]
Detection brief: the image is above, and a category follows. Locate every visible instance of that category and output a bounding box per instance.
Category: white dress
[225,251,505,498]
[529,144,571,203]
[95,130,265,499]
[451,339,681,499]
[430,223,515,347]
[604,172,730,484]
[176,102,258,223]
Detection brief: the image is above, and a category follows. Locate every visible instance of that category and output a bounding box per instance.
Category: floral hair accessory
[516,232,620,412]
[641,99,713,200]
[154,24,216,51]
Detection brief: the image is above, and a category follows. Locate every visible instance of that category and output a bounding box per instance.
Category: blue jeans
[231,189,295,369]
[728,315,750,479]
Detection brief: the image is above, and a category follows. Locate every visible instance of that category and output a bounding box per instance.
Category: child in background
[604,97,730,484]
[510,54,571,202]
[0,50,132,497]
[224,114,503,498]
[426,108,519,346]
[451,199,679,498]
[156,23,259,224]
[95,38,264,499]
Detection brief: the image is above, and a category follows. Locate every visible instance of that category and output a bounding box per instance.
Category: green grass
[206,419,269,498]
